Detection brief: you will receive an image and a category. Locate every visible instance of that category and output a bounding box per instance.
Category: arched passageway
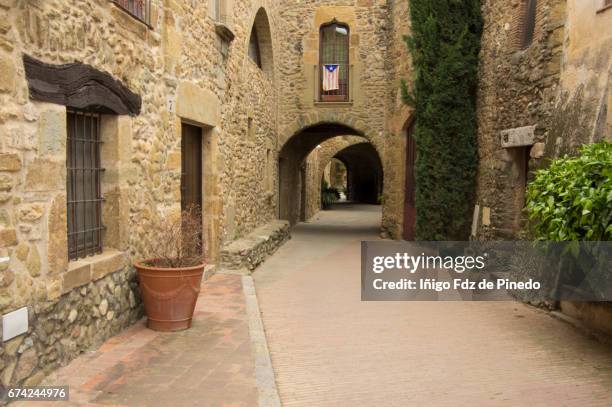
[334,142,383,204]
[278,122,383,225]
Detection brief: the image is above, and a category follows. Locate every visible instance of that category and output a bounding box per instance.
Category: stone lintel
[176,81,220,127]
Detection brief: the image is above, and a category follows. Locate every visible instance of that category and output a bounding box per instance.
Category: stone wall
[0,0,279,388]
[474,0,566,239]
[475,0,612,240]
[1,264,141,392]
[383,0,414,239]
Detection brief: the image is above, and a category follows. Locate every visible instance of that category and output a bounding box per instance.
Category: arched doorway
[278,122,384,226]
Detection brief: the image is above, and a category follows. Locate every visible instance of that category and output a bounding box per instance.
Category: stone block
[18,203,45,222]
[176,81,220,127]
[91,251,126,281]
[15,242,29,261]
[26,246,41,277]
[0,228,17,247]
[0,174,13,190]
[0,153,21,171]
[25,159,64,191]
[47,194,68,274]
[530,142,546,158]
[13,348,38,383]
[62,263,91,293]
[38,109,67,155]
[482,207,491,226]
[0,51,16,93]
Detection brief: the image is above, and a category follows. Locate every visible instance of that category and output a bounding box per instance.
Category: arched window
[249,28,262,68]
[319,21,349,102]
[247,8,273,78]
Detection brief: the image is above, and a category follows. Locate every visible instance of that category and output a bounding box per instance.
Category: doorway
[403,124,417,241]
[181,123,203,248]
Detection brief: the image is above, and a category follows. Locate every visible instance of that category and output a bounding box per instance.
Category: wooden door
[181,123,203,250]
[403,125,417,241]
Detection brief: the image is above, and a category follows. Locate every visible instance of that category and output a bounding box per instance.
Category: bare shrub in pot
[135,205,206,332]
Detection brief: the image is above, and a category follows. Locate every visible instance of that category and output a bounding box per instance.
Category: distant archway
[278,121,383,225]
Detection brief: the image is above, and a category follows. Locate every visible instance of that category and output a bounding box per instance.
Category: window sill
[314,101,353,107]
[63,249,127,294]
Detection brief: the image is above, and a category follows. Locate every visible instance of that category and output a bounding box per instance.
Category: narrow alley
[13,204,612,406]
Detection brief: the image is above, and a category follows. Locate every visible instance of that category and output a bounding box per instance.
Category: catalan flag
[322,64,340,91]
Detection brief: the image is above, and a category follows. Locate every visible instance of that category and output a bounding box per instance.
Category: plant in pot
[135,205,205,332]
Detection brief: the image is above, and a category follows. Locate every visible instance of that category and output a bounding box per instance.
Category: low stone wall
[0,265,142,397]
[219,220,290,273]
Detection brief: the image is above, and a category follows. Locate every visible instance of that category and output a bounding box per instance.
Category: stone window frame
[318,20,351,102]
[65,112,131,264]
[48,108,131,299]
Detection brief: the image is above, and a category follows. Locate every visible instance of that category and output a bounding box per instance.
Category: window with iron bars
[66,111,105,261]
[112,0,151,26]
[319,22,350,102]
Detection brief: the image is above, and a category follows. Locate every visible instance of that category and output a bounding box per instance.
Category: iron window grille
[319,22,350,102]
[112,0,151,26]
[67,110,105,260]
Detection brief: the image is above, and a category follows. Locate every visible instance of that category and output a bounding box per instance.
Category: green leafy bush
[401,0,483,240]
[526,141,612,241]
[321,180,340,209]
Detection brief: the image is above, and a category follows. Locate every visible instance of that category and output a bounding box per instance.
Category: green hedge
[526,141,612,241]
[402,0,483,240]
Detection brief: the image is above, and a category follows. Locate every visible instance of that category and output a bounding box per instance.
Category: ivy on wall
[402,0,483,240]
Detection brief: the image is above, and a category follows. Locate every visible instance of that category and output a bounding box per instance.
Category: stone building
[474,0,612,334]
[0,0,413,387]
[474,0,612,240]
[1,0,610,389]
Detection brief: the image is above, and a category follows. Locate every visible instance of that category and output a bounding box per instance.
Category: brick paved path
[22,274,258,407]
[253,203,612,406]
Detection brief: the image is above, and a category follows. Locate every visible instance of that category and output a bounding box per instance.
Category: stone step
[219,220,290,274]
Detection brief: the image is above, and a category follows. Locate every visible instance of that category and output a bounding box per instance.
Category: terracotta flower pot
[135,260,205,332]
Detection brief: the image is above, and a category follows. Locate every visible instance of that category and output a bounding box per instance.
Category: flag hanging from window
[322,64,340,91]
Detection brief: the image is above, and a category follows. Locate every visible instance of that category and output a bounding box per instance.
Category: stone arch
[246,7,274,80]
[278,114,384,225]
[278,111,384,157]
[302,136,365,220]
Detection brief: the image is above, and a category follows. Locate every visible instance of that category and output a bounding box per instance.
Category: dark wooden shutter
[181,123,203,250]
[67,111,104,260]
[521,0,537,49]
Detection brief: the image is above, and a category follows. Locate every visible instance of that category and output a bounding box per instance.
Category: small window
[319,22,350,102]
[67,111,105,260]
[249,28,262,67]
[520,0,537,49]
